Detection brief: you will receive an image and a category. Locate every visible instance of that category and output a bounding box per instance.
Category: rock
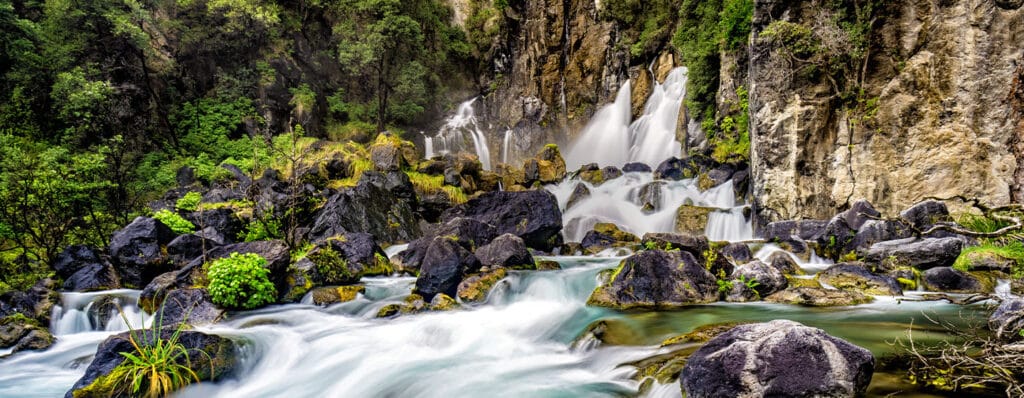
[921,267,991,293]
[849,220,914,254]
[308,174,422,245]
[188,240,292,297]
[176,166,196,187]
[397,217,499,273]
[723,279,761,302]
[370,134,404,172]
[989,298,1024,341]
[640,232,710,264]
[166,231,220,266]
[183,208,243,244]
[63,263,121,292]
[440,190,563,251]
[762,220,828,241]
[900,200,951,231]
[679,320,875,398]
[718,243,752,265]
[622,162,651,173]
[52,245,105,280]
[0,279,61,323]
[578,168,608,185]
[765,287,874,307]
[766,251,802,275]
[155,288,224,327]
[637,182,666,215]
[662,322,751,346]
[601,166,623,181]
[66,328,237,398]
[414,237,481,300]
[535,259,561,270]
[310,285,365,306]
[587,250,717,309]
[108,216,176,288]
[818,263,903,296]
[565,183,591,211]
[581,223,638,251]
[573,319,645,348]
[307,233,392,285]
[526,144,567,184]
[429,293,458,311]
[473,234,535,269]
[674,204,714,236]
[0,315,54,355]
[732,260,788,297]
[956,249,1016,272]
[654,157,688,180]
[860,237,964,270]
[457,268,508,302]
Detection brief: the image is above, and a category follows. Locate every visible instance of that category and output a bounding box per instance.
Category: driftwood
[861,196,1024,239]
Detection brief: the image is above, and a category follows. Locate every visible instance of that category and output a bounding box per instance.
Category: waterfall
[50,290,148,335]
[565,67,688,171]
[501,129,512,164]
[424,98,493,170]
[423,133,434,159]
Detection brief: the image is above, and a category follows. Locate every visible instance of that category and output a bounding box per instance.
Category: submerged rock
[679,320,875,398]
[587,250,717,309]
[440,190,563,251]
[414,237,481,300]
[764,287,873,307]
[818,263,903,296]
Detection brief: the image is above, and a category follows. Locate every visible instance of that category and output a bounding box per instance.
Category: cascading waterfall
[564,81,633,171]
[423,98,493,170]
[501,129,512,164]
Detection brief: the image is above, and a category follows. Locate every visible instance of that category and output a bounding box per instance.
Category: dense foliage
[206,252,277,310]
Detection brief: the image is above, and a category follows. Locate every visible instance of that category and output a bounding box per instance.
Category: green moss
[152,209,196,235]
[953,241,1024,276]
[308,246,355,285]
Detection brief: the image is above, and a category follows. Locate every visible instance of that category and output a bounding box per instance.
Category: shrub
[240,218,282,242]
[99,310,204,398]
[206,252,277,310]
[175,192,202,212]
[152,210,196,235]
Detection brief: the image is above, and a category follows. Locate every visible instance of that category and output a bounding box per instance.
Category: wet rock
[155,288,224,327]
[766,251,801,275]
[370,134,404,172]
[719,243,752,265]
[900,200,951,231]
[989,298,1024,341]
[52,245,106,280]
[816,200,881,259]
[573,319,645,348]
[0,279,61,323]
[441,190,563,251]
[581,223,639,252]
[457,268,508,302]
[183,208,243,244]
[108,216,176,288]
[523,145,567,184]
[307,233,392,285]
[565,183,591,210]
[764,287,873,307]
[662,322,750,346]
[622,162,651,173]
[64,263,121,292]
[731,260,787,298]
[818,263,902,296]
[587,250,718,309]
[680,320,875,398]
[724,279,761,302]
[637,181,665,212]
[640,233,710,264]
[860,237,964,270]
[473,234,535,270]
[674,204,714,236]
[535,259,561,270]
[429,293,458,311]
[398,217,498,273]
[762,220,828,241]
[0,315,54,355]
[308,175,421,245]
[414,237,481,300]
[921,267,991,293]
[166,230,222,266]
[66,328,237,398]
[654,157,688,180]
[601,166,623,182]
[310,285,365,306]
[849,220,914,253]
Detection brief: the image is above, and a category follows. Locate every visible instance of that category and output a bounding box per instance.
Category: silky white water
[423,98,493,170]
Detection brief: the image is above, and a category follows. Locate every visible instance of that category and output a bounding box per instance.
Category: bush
[152,210,196,235]
[104,312,203,398]
[206,252,277,310]
[175,192,202,212]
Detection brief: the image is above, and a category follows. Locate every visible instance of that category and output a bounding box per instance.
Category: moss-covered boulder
[369,133,405,172]
[661,322,750,346]
[310,285,366,306]
[817,263,903,296]
[587,250,718,309]
[764,287,873,307]
[0,314,54,356]
[674,204,714,236]
[307,233,393,285]
[457,268,507,302]
[523,144,566,184]
[66,328,237,398]
[921,267,995,293]
[429,293,458,311]
[581,223,639,252]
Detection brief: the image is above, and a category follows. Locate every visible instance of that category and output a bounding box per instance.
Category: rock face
[587,250,718,309]
[308,175,421,245]
[108,216,176,288]
[441,190,563,251]
[680,320,875,398]
[751,1,1024,223]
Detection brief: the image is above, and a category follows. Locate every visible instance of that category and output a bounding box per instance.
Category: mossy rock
[457,268,508,303]
[785,276,822,289]
[535,259,561,271]
[578,169,605,185]
[429,293,458,311]
[630,347,694,392]
[310,285,366,306]
[661,322,752,346]
[675,205,714,236]
[572,319,646,348]
[764,287,873,307]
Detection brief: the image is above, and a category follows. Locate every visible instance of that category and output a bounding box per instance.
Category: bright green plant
[152,209,196,235]
[103,308,205,398]
[240,218,282,242]
[716,278,734,294]
[206,252,277,310]
[953,241,1024,275]
[175,192,202,212]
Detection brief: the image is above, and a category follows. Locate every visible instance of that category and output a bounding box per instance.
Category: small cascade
[51,290,148,335]
[423,98,493,170]
[565,81,633,170]
[423,133,434,159]
[501,129,513,164]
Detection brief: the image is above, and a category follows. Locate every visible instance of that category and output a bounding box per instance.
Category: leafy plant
[152,209,196,235]
[716,278,734,294]
[175,192,202,212]
[206,252,277,310]
[106,308,205,398]
[240,218,282,242]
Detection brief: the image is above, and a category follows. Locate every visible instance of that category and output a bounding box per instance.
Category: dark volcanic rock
[849,220,914,252]
[183,208,243,244]
[900,199,951,231]
[766,251,801,275]
[654,157,687,180]
[0,279,61,323]
[587,250,717,309]
[155,288,224,327]
[622,162,652,173]
[414,237,482,300]
[731,260,787,297]
[397,217,498,273]
[63,263,121,292]
[440,190,563,251]
[52,245,105,280]
[108,216,176,288]
[308,175,422,245]
[921,267,990,293]
[680,320,875,398]
[307,233,392,285]
[720,243,753,265]
[640,233,710,264]
[474,234,535,270]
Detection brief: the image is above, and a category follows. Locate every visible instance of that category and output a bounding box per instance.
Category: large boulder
[731,260,788,298]
[63,263,121,292]
[440,190,563,251]
[581,223,639,252]
[680,320,875,398]
[306,233,393,285]
[396,217,498,273]
[155,288,224,328]
[859,237,964,269]
[191,240,291,297]
[108,216,176,288]
[308,174,422,245]
[0,314,54,355]
[414,237,482,300]
[587,250,718,309]
[989,298,1024,341]
[900,199,951,231]
[641,232,710,264]
[849,220,913,253]
[762,220,827,241]
[674,204,714,236]
[818,263,903,296]
[51,245,105,280]
[166,229,224,266]
[816,200,881,259]
[66,328,237,398]
[523,144,567,184]
[182,208,243,244]
[921,267,991,293]
[0,279,61,323]
[765,287,873,307]
[473,233,535,270]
